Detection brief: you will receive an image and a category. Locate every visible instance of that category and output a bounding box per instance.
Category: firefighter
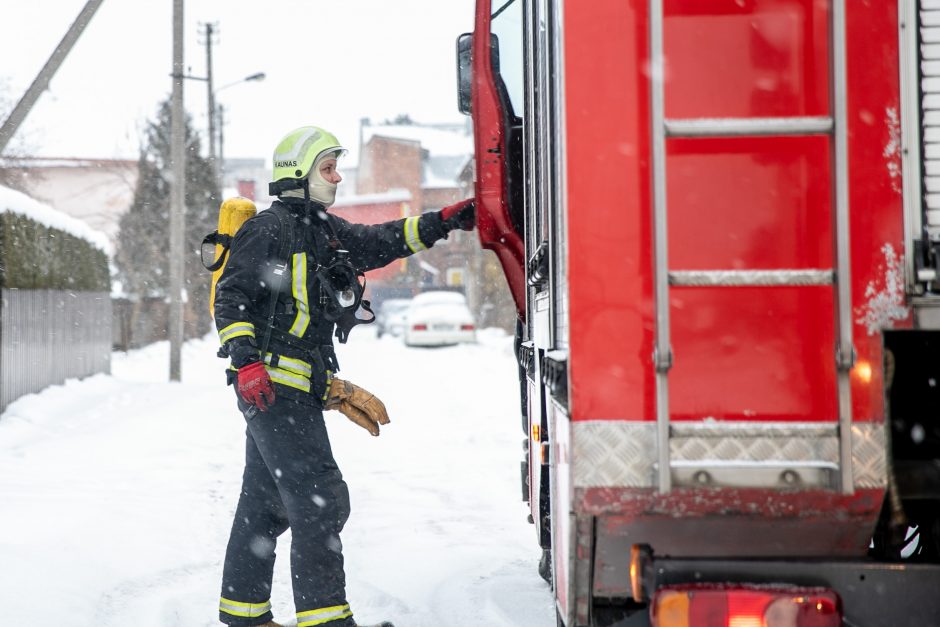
[214,125,475,627]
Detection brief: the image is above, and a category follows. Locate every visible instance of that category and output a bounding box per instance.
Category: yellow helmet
[270,126,344,186]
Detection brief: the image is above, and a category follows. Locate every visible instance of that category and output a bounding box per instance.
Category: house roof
[0,156,137,169]
[332,188,412,208]
[363,123,472,158]
[423,155,468,189]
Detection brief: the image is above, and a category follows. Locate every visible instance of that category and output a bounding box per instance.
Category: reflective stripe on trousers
[297,603,353,626]
[219,597,272,619]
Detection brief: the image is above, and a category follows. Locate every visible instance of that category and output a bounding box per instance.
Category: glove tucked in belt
[324,378,390,436]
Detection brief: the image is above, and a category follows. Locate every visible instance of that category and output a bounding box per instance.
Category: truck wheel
[539,547,553,585]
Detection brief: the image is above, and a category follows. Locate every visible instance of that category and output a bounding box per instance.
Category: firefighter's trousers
[220,393,355,627]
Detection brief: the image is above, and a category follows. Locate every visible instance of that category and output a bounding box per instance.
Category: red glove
[440,198,476,232]
[237,361,276,411]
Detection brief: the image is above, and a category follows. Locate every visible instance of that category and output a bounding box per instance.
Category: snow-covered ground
[0,329,555,627]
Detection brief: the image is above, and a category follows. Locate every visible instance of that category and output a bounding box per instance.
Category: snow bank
[0,183,112,255]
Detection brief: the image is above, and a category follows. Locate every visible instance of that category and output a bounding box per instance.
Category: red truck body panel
[566,0,906,427]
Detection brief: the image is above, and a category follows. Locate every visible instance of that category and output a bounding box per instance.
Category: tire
[538,548,553,585]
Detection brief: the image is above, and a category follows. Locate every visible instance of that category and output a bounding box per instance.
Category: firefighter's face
[318,158,342,184]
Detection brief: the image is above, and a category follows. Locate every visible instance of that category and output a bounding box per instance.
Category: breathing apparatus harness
[204,188,375,370]
[267,177,376,344]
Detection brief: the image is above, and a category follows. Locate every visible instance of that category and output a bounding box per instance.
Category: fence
[1,289,112,414]
[111,297,211,351]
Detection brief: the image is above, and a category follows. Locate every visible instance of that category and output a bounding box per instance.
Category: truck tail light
[460,323,475,331]
[412,324,428,331]
[652,586,841,627]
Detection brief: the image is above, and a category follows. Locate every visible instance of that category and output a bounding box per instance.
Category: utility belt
[225,320,339,407]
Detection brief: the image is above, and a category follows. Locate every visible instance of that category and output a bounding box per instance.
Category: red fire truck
[458,1,940,625]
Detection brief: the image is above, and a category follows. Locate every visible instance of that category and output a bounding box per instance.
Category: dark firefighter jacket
[214,197,451,406]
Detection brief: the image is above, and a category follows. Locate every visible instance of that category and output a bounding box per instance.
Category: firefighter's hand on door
[324,378,390,436]
[237,361,276,411]
[440,198,476,232]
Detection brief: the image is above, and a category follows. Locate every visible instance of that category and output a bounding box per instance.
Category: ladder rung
[669,269,834,287]
[664,116,834,138]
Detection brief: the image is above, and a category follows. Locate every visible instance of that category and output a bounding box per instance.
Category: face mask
[316,249,376,343]
[308,153,340,207]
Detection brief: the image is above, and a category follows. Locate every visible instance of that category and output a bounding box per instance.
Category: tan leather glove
[324,378,390,436]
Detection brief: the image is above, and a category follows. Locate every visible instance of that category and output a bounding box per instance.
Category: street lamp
[176,70,265,179]
[216,72,266,92]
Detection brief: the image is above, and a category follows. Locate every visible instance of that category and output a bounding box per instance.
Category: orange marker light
[653,590,690,627]
[853,360,873,384]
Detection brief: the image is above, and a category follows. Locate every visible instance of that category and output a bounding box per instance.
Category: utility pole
[198,22,219,181]
[0,0,105,155]
[169,0,186,382]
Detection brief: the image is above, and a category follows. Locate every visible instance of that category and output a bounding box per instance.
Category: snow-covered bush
[0,185,109,291]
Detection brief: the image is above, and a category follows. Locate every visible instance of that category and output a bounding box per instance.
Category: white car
[403,291,477,347]
[375,298,412,338]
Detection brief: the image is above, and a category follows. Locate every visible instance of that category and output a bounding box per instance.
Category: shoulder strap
[258,204,294,359]
[200,231,233,271]
[319,211,342,249]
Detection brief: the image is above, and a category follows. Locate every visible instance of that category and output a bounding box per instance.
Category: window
[491,0,524,120]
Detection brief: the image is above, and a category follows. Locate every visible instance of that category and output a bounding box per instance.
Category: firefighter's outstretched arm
[330,198,475,271]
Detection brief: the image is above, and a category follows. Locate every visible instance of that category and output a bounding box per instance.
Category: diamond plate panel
[852,423,887,488]
[671,426,839,464]
[573,421,886,490]
[573,422,656,487]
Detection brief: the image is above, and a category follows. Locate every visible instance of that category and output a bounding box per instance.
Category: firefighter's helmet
[271,126,345,184]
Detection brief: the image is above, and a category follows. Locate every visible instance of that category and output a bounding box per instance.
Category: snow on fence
[1,289,112,414]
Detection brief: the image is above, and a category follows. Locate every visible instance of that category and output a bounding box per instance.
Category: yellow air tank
[209,197,257,315]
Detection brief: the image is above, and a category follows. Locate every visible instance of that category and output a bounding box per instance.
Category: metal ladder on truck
[646,0,856,494]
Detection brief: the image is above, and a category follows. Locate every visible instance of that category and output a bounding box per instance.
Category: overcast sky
[0,0,475,166]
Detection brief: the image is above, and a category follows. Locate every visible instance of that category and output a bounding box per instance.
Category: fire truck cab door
[458,0,527,319]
